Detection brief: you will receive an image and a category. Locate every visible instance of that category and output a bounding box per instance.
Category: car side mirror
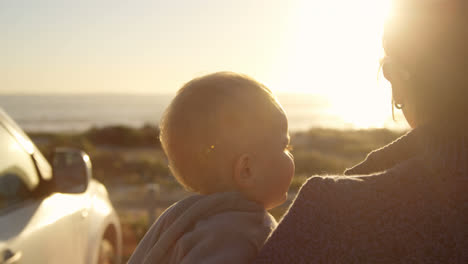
[52,148,92,194]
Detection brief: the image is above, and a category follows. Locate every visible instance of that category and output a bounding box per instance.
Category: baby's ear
[233,153,255,189]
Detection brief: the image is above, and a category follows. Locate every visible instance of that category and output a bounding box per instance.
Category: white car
[0,108,122,264]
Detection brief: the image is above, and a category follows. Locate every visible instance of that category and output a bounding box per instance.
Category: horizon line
[0,91,328,97]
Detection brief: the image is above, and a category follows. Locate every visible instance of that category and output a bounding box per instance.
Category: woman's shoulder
[297,172,390,200]
[294,154,462,229]
[255,160,460,263]
[295,158,433,213]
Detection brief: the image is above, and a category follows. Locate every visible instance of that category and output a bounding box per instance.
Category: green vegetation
[293,129,402,171]
[28,125,405,192]
[28,125,169,186]
[85,124,160,148]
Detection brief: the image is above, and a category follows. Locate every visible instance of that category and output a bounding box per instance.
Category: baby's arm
[179,228,257,264]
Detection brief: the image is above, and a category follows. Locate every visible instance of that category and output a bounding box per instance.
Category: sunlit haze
[1,0,406,129]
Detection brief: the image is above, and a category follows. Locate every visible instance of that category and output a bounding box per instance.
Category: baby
[128,72,295,264]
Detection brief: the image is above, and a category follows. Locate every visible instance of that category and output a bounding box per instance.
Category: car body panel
[0,193,87,264]
[0,107,122,264]
[85,180,122,264]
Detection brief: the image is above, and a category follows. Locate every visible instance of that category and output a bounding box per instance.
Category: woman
[254,1,468,263]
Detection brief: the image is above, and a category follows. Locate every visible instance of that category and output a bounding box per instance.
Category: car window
[0,125,39,210]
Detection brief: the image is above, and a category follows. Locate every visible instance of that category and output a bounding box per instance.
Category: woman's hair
[383,0,468,123]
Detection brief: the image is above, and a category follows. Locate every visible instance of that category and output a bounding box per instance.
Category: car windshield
[0,125,39,211]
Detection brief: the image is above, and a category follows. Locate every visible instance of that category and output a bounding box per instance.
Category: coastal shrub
[293,150,347,175]
[125,159,170,182]
[30,133,96,161]
[85,125,161,147]
[27,127,404,190]
[291,128,404,167]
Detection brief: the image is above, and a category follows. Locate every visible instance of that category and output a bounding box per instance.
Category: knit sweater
[254,125,468,263]
[128,192,276,264]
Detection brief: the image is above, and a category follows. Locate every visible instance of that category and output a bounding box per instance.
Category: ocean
[0,94,406,132]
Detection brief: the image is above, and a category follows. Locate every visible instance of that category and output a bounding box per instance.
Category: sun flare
[271,0,400,129]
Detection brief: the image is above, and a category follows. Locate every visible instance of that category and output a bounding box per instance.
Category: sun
[271,0,397,129]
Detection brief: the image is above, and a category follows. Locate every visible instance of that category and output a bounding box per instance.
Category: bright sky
[1,0,405,128]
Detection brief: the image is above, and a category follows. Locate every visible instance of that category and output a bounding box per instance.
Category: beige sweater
[128,192,276,264]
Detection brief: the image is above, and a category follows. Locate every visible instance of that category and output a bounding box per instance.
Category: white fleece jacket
[127,192,277,264]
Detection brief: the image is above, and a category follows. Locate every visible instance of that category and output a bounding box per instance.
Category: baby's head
[160,72,294,209]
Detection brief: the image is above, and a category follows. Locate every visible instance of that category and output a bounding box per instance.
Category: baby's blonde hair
[160,72,284,194]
